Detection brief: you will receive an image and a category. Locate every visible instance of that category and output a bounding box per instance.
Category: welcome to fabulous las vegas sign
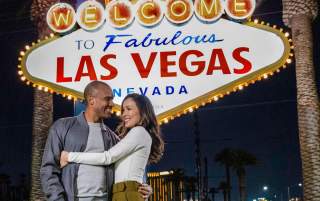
[18,0,292,122]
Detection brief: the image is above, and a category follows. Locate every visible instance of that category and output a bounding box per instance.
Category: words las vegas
[50,0,255,97]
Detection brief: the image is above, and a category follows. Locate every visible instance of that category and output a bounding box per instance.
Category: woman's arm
[68,151,108,165]
[66,126,150,165]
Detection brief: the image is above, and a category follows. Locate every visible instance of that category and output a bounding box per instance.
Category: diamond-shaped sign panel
[20,17,291,121]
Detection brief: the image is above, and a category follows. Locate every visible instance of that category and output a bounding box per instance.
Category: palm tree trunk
[209,188,217,201]
[292,15,320,201]
[222,190,227,201]
[30,90,53,200]
[282,1,320,200]
[225,165,231,201]
[30,0,55,198]
[237,171,246,201]
[29,0,77,199]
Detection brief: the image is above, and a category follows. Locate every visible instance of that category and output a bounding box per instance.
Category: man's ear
[88,96,95,106]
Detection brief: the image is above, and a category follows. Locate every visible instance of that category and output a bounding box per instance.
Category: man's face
[89,85,114,119]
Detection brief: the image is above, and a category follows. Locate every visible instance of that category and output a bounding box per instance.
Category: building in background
[147,170,199,201]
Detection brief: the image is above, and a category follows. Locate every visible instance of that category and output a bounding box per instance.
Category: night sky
[0,0,319,201]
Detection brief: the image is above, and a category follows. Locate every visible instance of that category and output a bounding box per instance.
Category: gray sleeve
[40,120,66,201]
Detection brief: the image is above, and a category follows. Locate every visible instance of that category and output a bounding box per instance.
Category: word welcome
[47,0,256,33]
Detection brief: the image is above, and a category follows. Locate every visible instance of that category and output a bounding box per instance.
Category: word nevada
[112,85,188,98]
[47,0,256,32]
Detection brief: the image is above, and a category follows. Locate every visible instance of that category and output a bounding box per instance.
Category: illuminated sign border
[18,19,293,124]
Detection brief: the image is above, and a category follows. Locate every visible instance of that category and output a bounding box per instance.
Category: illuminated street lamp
[263,186,268,191]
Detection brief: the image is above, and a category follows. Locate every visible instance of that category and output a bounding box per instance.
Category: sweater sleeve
[68,126,149,165]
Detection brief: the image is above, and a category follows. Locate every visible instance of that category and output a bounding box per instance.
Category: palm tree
[282,1,320,200]
[232,149,258,201]
[30,1,55,199]
[218,181,228,201]
[29,0,75,199]
[214,148,234,201]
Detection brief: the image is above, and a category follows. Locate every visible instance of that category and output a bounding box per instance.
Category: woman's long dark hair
[116,93,164,164]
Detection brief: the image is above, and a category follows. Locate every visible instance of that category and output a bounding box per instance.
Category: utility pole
[193,111,202,201]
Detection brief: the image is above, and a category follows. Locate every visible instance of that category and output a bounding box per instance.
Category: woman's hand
[60,151,69,168]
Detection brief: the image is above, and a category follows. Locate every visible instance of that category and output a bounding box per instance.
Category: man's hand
[138,183,153,199]
[60,151,69,168]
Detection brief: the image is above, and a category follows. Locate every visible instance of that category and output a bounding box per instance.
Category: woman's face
[121,98,141,128]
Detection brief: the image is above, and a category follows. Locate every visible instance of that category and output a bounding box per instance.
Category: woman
[60,93,164,201]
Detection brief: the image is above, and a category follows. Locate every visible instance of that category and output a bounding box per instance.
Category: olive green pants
[112,181,144,201]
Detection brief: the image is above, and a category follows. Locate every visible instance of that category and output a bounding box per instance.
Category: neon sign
[19,0,293,123]
[46,0,256,32]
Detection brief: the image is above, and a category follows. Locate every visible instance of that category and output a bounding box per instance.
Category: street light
[263,186,268,191]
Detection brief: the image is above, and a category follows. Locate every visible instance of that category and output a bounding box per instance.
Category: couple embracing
[40,81,164,201]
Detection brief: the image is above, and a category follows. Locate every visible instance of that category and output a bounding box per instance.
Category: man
[40,81,152,201]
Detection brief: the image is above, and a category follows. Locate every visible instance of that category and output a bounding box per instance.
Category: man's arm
[40,120,66,201]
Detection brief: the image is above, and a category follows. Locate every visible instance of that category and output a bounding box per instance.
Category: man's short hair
[83,81,111,104]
